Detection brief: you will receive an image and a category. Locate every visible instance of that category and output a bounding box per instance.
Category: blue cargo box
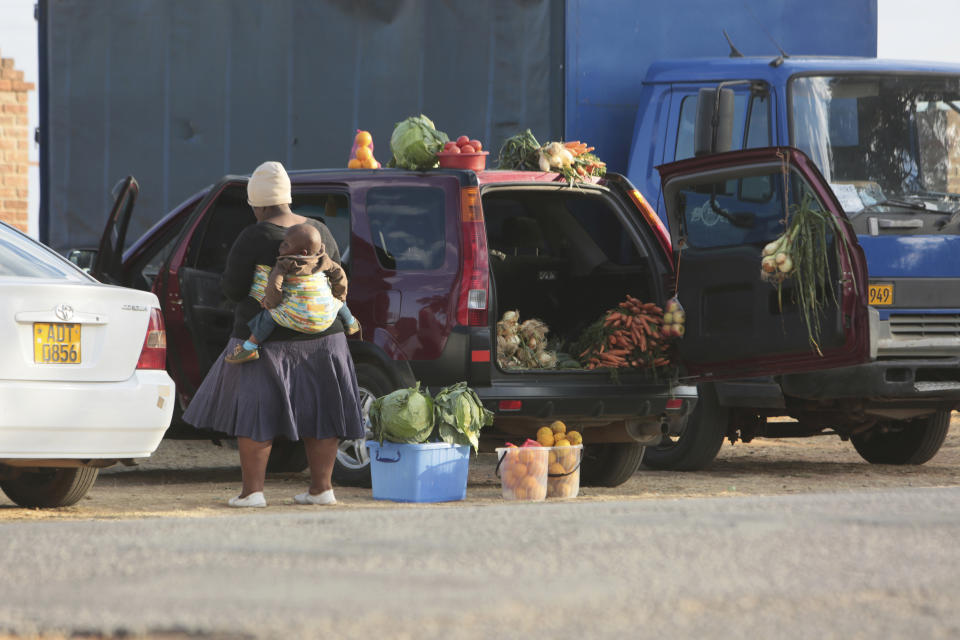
[365,441,470,503]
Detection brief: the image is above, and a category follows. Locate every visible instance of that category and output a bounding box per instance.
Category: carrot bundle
[577,295,674,370]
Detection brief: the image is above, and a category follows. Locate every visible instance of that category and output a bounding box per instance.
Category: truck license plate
[34,323,82,364]
[868,283,894,306]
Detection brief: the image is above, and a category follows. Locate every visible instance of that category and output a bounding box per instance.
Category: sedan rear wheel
[0,466,99,508]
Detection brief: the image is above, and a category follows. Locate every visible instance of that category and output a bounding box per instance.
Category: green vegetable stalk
[432,382,494,453]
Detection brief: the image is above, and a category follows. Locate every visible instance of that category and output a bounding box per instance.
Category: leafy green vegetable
[433,382,494,453]
[497,129,542,170]
[369,382,435,444]
[389,114,449,170]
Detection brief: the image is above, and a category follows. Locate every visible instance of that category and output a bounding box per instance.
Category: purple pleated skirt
[182,333,365,442]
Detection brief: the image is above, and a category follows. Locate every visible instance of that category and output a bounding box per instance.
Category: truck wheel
[266,438,308,473]
[0,466,99,508]
[851,409,951,465]
[332,363,392,487]
[643,383,726,471]
[580,443,645,487]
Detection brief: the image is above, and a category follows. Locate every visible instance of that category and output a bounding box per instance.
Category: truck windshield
[790,74,960,227]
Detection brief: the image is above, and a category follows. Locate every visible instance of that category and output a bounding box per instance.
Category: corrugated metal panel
[40,0,564,251]
[565,0,878,177]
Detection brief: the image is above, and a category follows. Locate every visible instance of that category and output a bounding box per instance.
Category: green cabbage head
[389,115,449,170]
[369,382,435,444]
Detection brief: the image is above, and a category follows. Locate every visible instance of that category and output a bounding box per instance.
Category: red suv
[80,147,872,486]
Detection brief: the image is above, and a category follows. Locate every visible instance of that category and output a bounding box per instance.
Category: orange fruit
[355,146,372,162]
[362,156,378,169]
[347,158,362,169]
[536,426,554,445]
[355,130,372,147]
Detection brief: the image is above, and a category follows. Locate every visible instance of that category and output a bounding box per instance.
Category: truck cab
[627,56,960,468]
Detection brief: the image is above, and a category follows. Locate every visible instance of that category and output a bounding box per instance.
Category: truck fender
[348,334,416,390]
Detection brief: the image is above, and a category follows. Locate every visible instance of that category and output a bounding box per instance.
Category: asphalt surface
[2,487,960,639]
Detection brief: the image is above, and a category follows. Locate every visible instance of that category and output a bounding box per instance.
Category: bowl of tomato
[437,136,489,171]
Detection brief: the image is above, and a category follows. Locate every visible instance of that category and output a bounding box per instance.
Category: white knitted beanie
[247,161,292,207]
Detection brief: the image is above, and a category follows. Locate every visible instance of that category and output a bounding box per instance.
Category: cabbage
[389,115,449,170]
[370,383,435,444]
[433,382,494,453]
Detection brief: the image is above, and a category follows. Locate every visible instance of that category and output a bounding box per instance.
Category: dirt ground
[2,413,959,520]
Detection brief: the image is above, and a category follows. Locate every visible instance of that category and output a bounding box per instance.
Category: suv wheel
[266,438,309,473]
[332,363,393,487]
[643,384,727,471]
[580,443,645,487]
[851,409,951,465]
[0,466,99,508]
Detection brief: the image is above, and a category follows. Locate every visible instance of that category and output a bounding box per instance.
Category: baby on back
[226,223,359,364]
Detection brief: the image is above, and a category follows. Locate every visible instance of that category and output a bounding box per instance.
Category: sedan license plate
[34,323,81,364]
[868,283,894,306]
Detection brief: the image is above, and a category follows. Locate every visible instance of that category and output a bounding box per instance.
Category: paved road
[2,487,959,639]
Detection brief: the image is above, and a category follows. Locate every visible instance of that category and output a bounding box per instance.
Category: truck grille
[889,314,960,337]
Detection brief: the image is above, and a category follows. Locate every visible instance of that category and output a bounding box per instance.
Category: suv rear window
[366,187,446,270]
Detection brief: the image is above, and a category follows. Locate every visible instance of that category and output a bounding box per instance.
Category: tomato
[456,135,470,147]
[469,139,483,151]
[443,141,458,152]
[460,144,476,153]
[446,145,461,154]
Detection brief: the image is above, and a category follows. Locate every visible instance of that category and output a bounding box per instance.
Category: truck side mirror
[694,87,735,156]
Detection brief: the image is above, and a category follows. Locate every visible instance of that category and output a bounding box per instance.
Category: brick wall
[0,53,34,232]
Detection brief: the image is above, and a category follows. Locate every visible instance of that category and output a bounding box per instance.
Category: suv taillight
[137,308,167,370]
[456,186,489,326]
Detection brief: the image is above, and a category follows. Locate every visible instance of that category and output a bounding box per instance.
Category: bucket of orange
[536,422,583,499]
[495,440,548,501]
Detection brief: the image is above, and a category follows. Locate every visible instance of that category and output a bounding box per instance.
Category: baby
[226,223,360,364]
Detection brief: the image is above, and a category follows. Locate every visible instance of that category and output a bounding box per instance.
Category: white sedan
[0,222,174,507]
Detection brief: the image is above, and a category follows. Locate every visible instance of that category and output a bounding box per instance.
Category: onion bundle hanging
[760,188,856,354]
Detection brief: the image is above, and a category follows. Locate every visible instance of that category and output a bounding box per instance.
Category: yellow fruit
[355,130,373,147]
[355,146,373,162]
[550,420,567,435]
[361,156,378,169]
[537,433,555,447]
[549,462,565,475]
[554,439,570,448]
[347,158,362,169]
[566,430,582,445]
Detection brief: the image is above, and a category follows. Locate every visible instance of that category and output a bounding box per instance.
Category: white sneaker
[294,489,337,505]
[228,491,266,508]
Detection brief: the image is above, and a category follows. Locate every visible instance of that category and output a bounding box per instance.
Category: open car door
[658,147,871,380]
[90,176,139,284]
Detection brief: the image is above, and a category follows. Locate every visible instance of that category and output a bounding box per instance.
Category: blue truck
[623,55,960,469]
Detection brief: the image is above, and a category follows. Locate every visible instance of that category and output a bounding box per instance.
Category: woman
[183,160,365,507]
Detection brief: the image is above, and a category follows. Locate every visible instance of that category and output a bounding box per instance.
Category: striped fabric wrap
[248,264,343,333]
